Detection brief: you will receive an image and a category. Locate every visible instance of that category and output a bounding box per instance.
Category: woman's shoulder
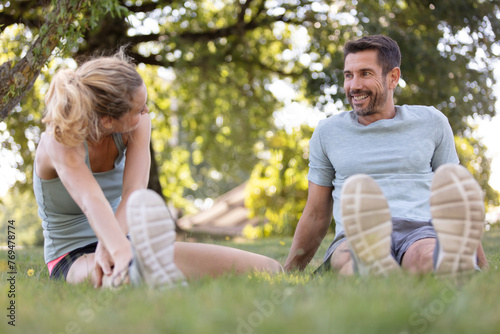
[35,132,58,179]
[36,132,56,159]
[39,131,82,153]
[38,131,87,168]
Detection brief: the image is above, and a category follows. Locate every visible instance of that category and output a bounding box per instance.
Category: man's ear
[100,116,114,130]
[388,67,401,90]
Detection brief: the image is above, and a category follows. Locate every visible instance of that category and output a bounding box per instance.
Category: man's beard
[349,86,389,117]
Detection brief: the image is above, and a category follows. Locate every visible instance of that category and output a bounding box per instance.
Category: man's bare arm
[284,182,334,272]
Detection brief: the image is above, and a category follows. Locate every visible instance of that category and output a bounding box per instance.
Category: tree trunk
[1,0,87,119]
[147,140,163,196]
[147,140,185,233]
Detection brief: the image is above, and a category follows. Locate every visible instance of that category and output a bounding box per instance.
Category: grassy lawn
[1,227,500,334]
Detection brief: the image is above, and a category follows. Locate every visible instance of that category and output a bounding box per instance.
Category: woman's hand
[94,242,113,287]
[93,241,133,287]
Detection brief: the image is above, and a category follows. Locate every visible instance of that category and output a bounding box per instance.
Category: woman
[33,50,282,288]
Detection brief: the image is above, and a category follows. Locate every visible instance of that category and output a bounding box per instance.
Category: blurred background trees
[1,0,499,244]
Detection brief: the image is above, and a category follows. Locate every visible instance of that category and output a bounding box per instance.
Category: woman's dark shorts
[50,242,98,281]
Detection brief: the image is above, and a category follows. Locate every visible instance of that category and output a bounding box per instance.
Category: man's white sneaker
[341,174,400,276]
[431,164,485,278]
[126,189,187,287]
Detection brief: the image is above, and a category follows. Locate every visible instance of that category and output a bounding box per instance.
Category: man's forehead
[344,50,380,70]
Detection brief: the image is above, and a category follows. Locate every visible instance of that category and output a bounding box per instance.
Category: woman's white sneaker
[126,189,187,288]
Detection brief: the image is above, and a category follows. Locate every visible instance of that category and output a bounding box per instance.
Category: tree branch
[123,0,174,14]
[128,51,175,67]
[0,0,86,119]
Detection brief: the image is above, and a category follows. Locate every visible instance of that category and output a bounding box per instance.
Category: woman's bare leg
[173,242,283,280]
[66,243,283,285]
[66,253,97,285]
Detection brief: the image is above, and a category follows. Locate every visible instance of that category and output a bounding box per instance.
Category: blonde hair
[43,50,143,146]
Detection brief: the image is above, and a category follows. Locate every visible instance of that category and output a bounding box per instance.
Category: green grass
[1,228,500,334]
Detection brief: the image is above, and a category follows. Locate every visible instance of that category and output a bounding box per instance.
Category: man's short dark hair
[344,35,401,75]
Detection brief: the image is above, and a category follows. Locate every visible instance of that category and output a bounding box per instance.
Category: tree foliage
[0,0,126,118]
[1,0,499,239]
[244,125,313,238]
[0,188,43,246]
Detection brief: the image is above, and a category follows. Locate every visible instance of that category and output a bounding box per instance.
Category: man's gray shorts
[315,217,437,273]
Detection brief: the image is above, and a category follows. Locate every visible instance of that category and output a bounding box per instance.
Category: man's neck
[357,106,397,126]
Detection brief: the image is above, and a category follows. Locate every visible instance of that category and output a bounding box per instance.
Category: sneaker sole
[342,174,399,276]
[431,164,484,277]
[127,189,186,287]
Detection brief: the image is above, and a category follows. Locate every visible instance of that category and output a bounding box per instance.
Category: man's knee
[330,241,353,274]
[401,238,436,274]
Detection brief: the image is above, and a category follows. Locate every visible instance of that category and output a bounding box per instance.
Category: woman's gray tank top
[33,133,126,263]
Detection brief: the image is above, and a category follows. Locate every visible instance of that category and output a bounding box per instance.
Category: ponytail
[43,69,98,146]
[43,49,143,146]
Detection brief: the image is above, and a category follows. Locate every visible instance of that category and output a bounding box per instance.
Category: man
[284,35,488,276]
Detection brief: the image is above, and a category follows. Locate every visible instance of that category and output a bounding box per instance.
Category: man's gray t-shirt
[307,105,459,239]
